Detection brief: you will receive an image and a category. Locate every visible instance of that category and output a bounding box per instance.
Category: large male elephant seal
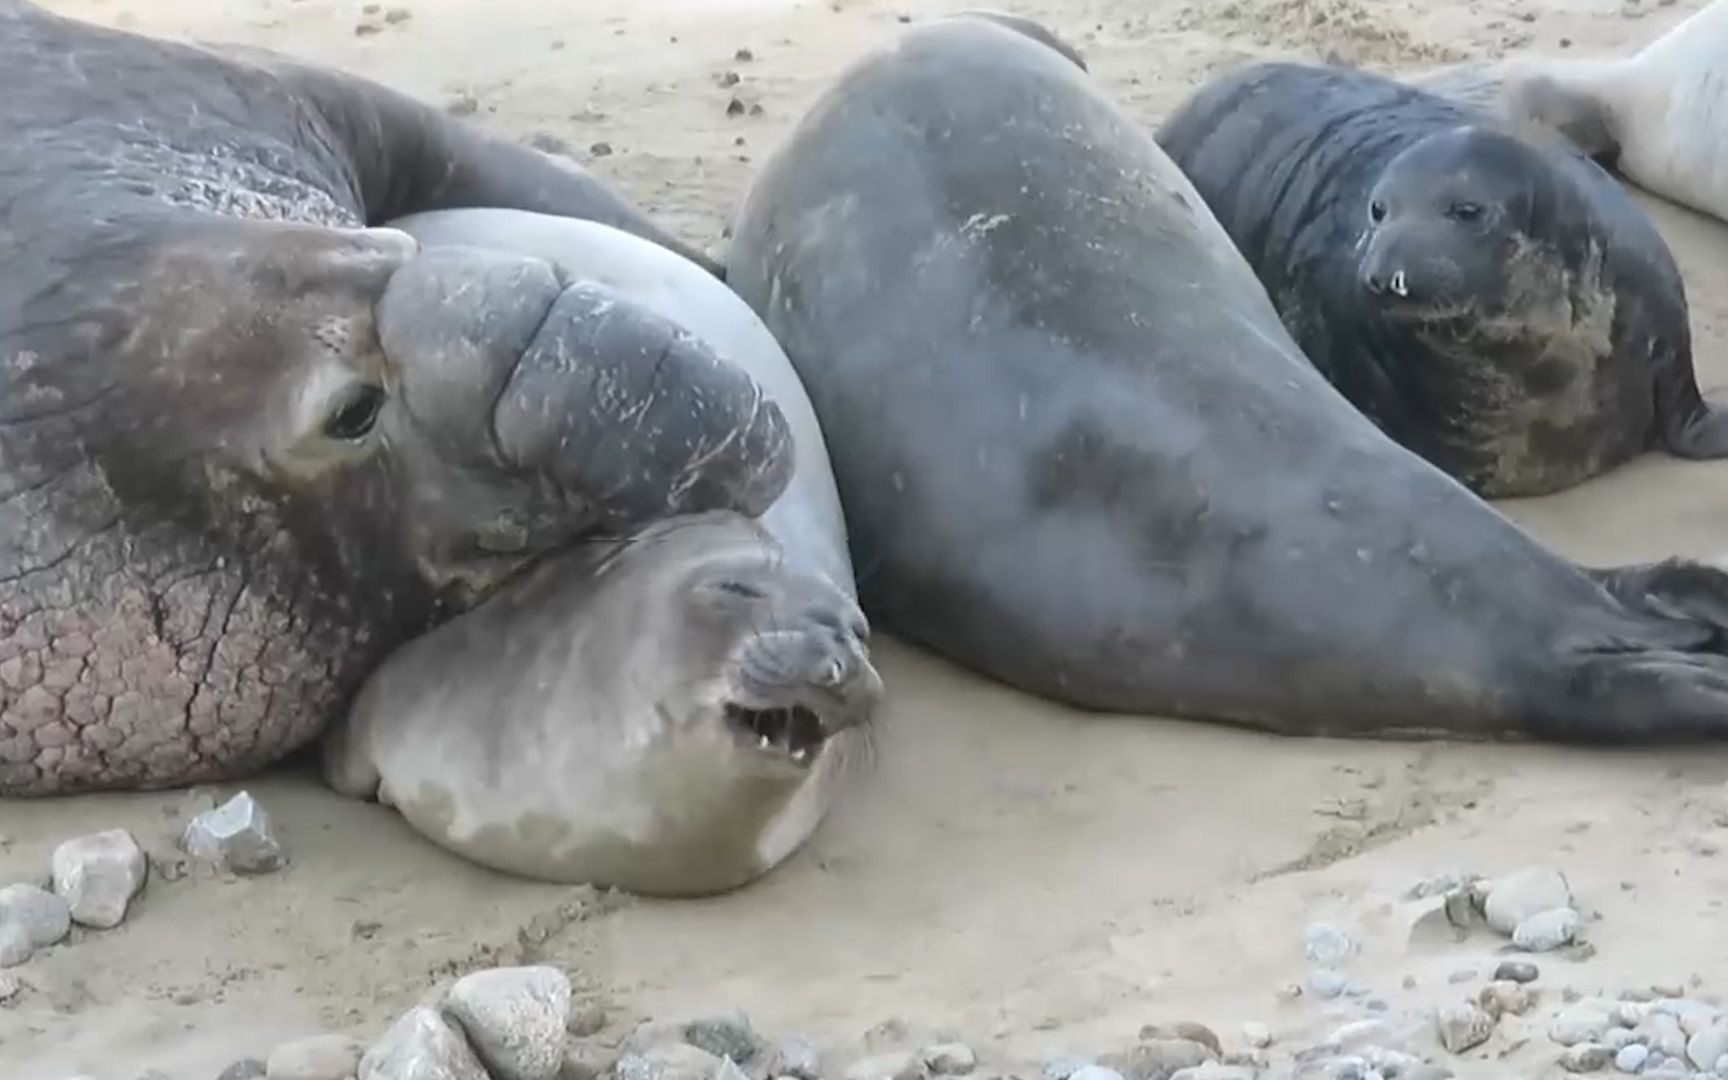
[0,3,792,796]
[726,13,1728,743]
[322,211,880,895]
[1420,0,1728,227]
[1154,61,1728,498]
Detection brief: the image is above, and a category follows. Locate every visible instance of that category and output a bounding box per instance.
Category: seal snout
[1363,266,1410,299]
[726,603,882,765]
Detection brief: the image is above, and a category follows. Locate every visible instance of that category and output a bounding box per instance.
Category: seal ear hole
[1447,202,1484,223]
[322,383,387,441]
[1369,199,1387,224]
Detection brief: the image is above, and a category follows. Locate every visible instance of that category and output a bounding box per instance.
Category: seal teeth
[1390,270,1408,298]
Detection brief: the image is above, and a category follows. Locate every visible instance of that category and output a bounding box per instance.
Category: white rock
[0,884,70,948]
[1686,1024,1728,1070]
[0,972,23,1001]
[443,966,571,1080]
[0,923,31,968]
[183,792,287,874]
[1240,1023,1272,1049]
[1483,867,1573,935]
[50,829,147,929]
[267,1034,365,1080]
[1602,1029,1638,1051]
[615,1045,722,1080]
[771,1038,822,1080]
[1066,1069,1123,1080]
[1559,1043,1612,1072]
[359,1006,489,1080]
[921,1044,976,1076]
[1550,1007,1611,1047]
[1436,1003,1495,1054]
[1169,1067,1258,1080]
[1639,1014,1689,1058]
[1612,1043,1648,1072]
[1302,922,1357,965]
[1512,907,1579,952]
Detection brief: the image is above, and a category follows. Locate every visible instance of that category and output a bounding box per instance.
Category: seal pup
[1420,0,1728,226]
[323,211,881,896]
[0,2,789,796]
[1156,60,1728,497]
[726,13,1728,743]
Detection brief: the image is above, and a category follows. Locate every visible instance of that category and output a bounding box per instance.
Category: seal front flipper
[1654,381,1728,460]
[1586,559,1728,632]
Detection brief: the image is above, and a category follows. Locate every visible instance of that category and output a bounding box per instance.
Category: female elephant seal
[322,211,881,896]
[0,3,792,796]
[1419,0,1728,226]
[1155,61,1728,498]
[726,13,1728,743]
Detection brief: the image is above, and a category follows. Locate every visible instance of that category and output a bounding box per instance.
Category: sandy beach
[6,1,1728,1078]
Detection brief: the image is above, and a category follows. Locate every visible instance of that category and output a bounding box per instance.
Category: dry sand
[6,0,1728,1077]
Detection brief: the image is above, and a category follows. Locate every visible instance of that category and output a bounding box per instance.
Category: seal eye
[715,579,766,600]
[1368,200,1387,224]
[1448,202,1483,223]
[322,383,386,441]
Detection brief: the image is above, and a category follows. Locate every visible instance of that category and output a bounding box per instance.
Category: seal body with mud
[0,2,792,797]
[1156,60,1728,498]
[323,211,881,896]
[1420,0,1728,227]
[726,13,1728,743]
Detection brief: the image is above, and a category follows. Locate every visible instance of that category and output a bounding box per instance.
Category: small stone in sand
[1612,1043,1648,1072]
[1478,980,1537,1018]
[0,923,31,968]
[360,1006,489,1080]
[1302,922,1357,965]
[1138,1024,1221,1057]
[182,792,286,874]
[772,1037,822,1080]
[267,1034,364,1080]
[51,829,147,929]
[446,92,479,116]
[0,883,70,948]
[1558,1043,1612,1072]
[1240,1024,1272,1049]
[1494,960,1540,984]
[218,1060,267,1080]
[1549,1007,1611,1046]
[444,965,572,1080]
[0,972,22,1002]
[1435,1003,1495,1054]
[384,7,411,23]
[922,1044,976,1075]
[1483,867,1573,935]
[589,142,614,158]
[1512,908,1580,952]
[682,1010,764,1064]
[616,1045,724,1080]
[1066,1069,1123,1080]
[844,1051,929,1080]
[529,132,571,155]
[1307,971,1348,999]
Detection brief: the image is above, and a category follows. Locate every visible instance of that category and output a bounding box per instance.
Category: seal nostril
[1364,271,1384,295]
[1389,270,1409,298]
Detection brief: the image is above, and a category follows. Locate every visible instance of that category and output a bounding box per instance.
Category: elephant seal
[726,13,1728,742]
[0,2,791,796]
[1155,60,1728,498]
[322,211,880,895]
[1420,0,1728,226]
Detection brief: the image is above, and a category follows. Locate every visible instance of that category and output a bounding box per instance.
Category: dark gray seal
[0,2,791,796]
[323,211,881,895]
[725,13,1728,742]
[1155,60,1728,498]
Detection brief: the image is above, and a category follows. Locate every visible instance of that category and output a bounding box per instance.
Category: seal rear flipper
[1657,396,1728,460]
[1588,558,1728,631]
[1532,651,1728,742]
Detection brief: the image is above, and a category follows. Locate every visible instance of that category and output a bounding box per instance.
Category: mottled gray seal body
[1421,0,1728,226]
[323,213,878,895]
[726,13,1728,742]
[1155,60,1728,498]
[0,2,789,796]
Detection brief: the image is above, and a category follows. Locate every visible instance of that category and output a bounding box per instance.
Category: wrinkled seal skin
[1420,0,1728,227]
[0,2,792,796]
[324,212,879,896]
[726,13,1728,743]
[1155,61,1728,498]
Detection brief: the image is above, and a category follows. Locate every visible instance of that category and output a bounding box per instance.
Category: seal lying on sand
[726,12,1728,743]
[1420,0,1728,227]
[1155,61,1728,498]
[0,2,790,796]
[323,211,880,895]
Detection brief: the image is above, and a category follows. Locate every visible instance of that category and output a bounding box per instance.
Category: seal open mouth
[724,702,827,763]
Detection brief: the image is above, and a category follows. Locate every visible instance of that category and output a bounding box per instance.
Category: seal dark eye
[322,383,386,441]
[1448,201,1483,222]
[1368,200,1387,224]
[714,579,766,600]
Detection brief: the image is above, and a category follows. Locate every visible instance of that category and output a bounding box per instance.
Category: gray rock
[1512,908,1580,952]
[1399,1067,1456,1080]
[1168,1067,1257,1080]
[1478,981,1537,1019]
[1550,1007,1611,1047]
[683,1012,765,1065]
[843,1052,928,1080]
[1717,1053,1728,1075]
[266,1034,365,1080]
[1602,1029,1639,1051]
[1240,1024,1272,1050]
[444,965,571,1080]
[51,829,147,929]
[1138,1025,1221,1057]
[566,1004,607,1039]
[1042,1058,1092,1080]
[0,922,31,967]
[182,792,286,874]
[1099,1039,1214,1080]
[1493,961,1540,984]
[1685,1025,1728,1069]
[922,1045,976,1076]
[1612,1044,1648,1072]
[1436,1003,1495,1054]
[218,1060,268,1080]
[0,972,23,1002]
[1066,1069,1124,1080]
[771,1038,822,1080]
[1308,971,1349,999]
[1482,867,1573,935]
[359,1006,489,1080]
[1303,922,1358,965]
[615,1045,722,1080]
[556,1040,617,1080]
[1558,1043,1612,1072]
[0,884,70,948]
[715,1057,750,1080]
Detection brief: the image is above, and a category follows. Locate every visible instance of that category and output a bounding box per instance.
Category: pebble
[1482,867,1573,935]
[1603,1029,1639,1051]
[444,965,572,1080]
[1613,1044,1649,1072]
[1240,1023,1272,1049]
[922,1044,976,1075]
[1550,1007,1611,1046]
[1641,1014,1689,1058]
[265,1034,365,1080]
[1066,1069,1124,1080]
[1478,980,1536,1018]
[1614,1002,1651,1028]
[1512,908,1580,952]
[0,972,22,1002]
[1493,961,1540,984]
[843,1052,929,1080]
[772,1037,822,1080]
[183,792,287,874]
[1307,971,1349,999]
[1303,922,1358,965]
[558,1042,617,1080]
[682,1011,765,1065]
[1042,1057,1091,1080]
[51,829,147,929]
[1559,1044,1613,1072]
[1138,1024,1221,1057]
[1686,1025,1728,1069]
[566,1003,607,1038]
[615,1045,724,1080]
[1168,1067,1256,1080]
[0,883,71,948]
[218,1060,268,1080]
[1435,1003,1495,1054]
[359,1006,489,1080]
[0,923,31,967]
